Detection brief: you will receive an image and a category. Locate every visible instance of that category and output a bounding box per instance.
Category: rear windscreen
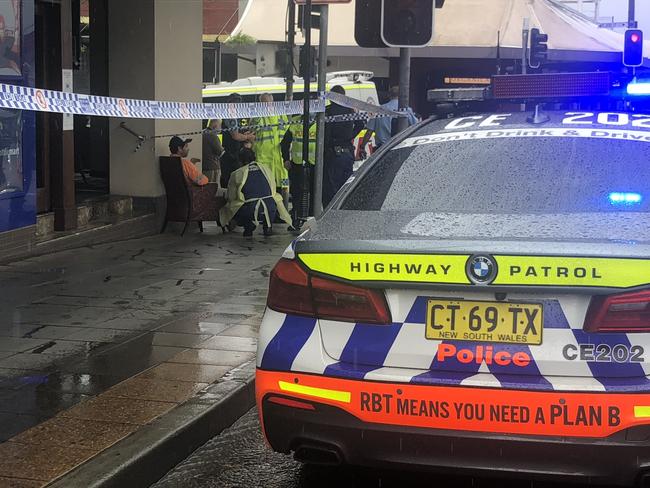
[342,137,650,213]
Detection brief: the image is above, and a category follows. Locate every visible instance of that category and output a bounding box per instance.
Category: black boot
[243,223,256,238]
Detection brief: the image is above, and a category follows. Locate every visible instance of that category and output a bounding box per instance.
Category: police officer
[282,114,317,229]
[219,147,291,238]
[221,93,255,188]
[252,93,290,210]
[323,86,364,207]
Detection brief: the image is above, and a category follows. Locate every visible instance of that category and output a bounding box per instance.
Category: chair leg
[160,216,168,234]
[198,221,204,233]
[181,219,190,237]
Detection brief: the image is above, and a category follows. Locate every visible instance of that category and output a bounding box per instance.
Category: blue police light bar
[627,79,650,96]
[492,72,611,99]
[609,192,643,205]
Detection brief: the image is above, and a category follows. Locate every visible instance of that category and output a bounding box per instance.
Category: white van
[202,71,379,105]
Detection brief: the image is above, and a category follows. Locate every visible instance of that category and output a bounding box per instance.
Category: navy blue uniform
[323,103,363,207]
[234,165,278,232]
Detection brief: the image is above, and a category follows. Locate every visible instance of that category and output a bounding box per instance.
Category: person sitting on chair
[219,147,291,238]
[169,136,208,186]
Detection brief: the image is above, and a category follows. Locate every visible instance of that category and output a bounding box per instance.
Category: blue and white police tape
[0,83,411,121]
[0,83,327,119]
[151,111,397,139]
[122,110,398,152]
[325,90,408,117]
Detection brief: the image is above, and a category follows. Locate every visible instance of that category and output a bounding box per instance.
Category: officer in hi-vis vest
[282,114,317,231]
[252,93,290,212]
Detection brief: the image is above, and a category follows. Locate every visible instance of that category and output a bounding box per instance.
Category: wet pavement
[155,408,595,488]
[0,223,292,442]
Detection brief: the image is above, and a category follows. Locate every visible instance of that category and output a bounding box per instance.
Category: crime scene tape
[153,111,394,139]
[325,90,408,117]
[0,83,410,122]
[122,111,397,152]
[0,83,326,119]
[0,83,412,120]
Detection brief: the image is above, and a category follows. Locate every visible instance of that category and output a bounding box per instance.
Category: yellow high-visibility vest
[291,117,317,165]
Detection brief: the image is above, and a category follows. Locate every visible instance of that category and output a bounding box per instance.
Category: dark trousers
[289,164,314,222]
[234,200,277,232]
[220,152,239,188]
[323,148,353,208]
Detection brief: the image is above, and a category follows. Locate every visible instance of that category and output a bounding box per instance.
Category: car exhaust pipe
[294,443,343,466]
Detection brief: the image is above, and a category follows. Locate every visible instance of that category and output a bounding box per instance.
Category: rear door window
[342,136,650,214]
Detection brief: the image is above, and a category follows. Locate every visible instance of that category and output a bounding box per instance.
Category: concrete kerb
[49,361,258,488]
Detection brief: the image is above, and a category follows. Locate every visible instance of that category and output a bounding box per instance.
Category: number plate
[425,299,543,345]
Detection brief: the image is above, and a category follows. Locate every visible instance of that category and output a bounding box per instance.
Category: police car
[255,75,650,486]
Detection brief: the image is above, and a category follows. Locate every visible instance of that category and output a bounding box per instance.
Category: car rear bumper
[256,369,650,486]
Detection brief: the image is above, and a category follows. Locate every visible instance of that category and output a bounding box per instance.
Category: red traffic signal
[624,29,644,67]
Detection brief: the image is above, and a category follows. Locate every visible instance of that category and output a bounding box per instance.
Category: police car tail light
[584,290,650,332]
[267,259,391,324]
[311,276,391,324]
[268,259,314,316]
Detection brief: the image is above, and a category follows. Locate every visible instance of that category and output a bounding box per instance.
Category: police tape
[157,112,390,137]
[325,90,407,117]
[0,83,408,121]
[0,83,326,119]
[124,111,396,152]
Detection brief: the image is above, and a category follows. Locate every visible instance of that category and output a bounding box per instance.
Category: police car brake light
[311,276,391,325]
[268,259,314,316]
[584,290,650,333]
[267,259,391,324]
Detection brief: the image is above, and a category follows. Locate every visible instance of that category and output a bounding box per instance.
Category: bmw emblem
[466,255,497,285]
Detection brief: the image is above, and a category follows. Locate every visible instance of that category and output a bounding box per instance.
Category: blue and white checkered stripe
[0,83,327,120]
[258,289,650,393]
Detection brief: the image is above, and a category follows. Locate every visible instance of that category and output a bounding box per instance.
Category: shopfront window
[0,1,21,76]
[0,109,22,196]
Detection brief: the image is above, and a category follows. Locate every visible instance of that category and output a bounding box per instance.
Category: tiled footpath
[0,224,292,487]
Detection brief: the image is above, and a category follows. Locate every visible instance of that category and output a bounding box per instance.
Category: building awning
[233,0,642,62]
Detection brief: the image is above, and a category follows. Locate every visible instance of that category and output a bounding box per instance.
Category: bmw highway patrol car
[256,106,650,486]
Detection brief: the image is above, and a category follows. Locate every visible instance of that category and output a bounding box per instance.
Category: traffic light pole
[521,17,529,74]
[299,0,312,220]
[397,47,411,133]
[313,5,328,218]
[286,0,296,101]
[629,0,637,28]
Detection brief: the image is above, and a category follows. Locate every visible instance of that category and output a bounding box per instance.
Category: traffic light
[529,28,548,69]
[297,5,321,30]
[381,0,434,48]
[354,0,385,48]
[299,45,317,81]
[624,29,644,67]
[354,0,442,48]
